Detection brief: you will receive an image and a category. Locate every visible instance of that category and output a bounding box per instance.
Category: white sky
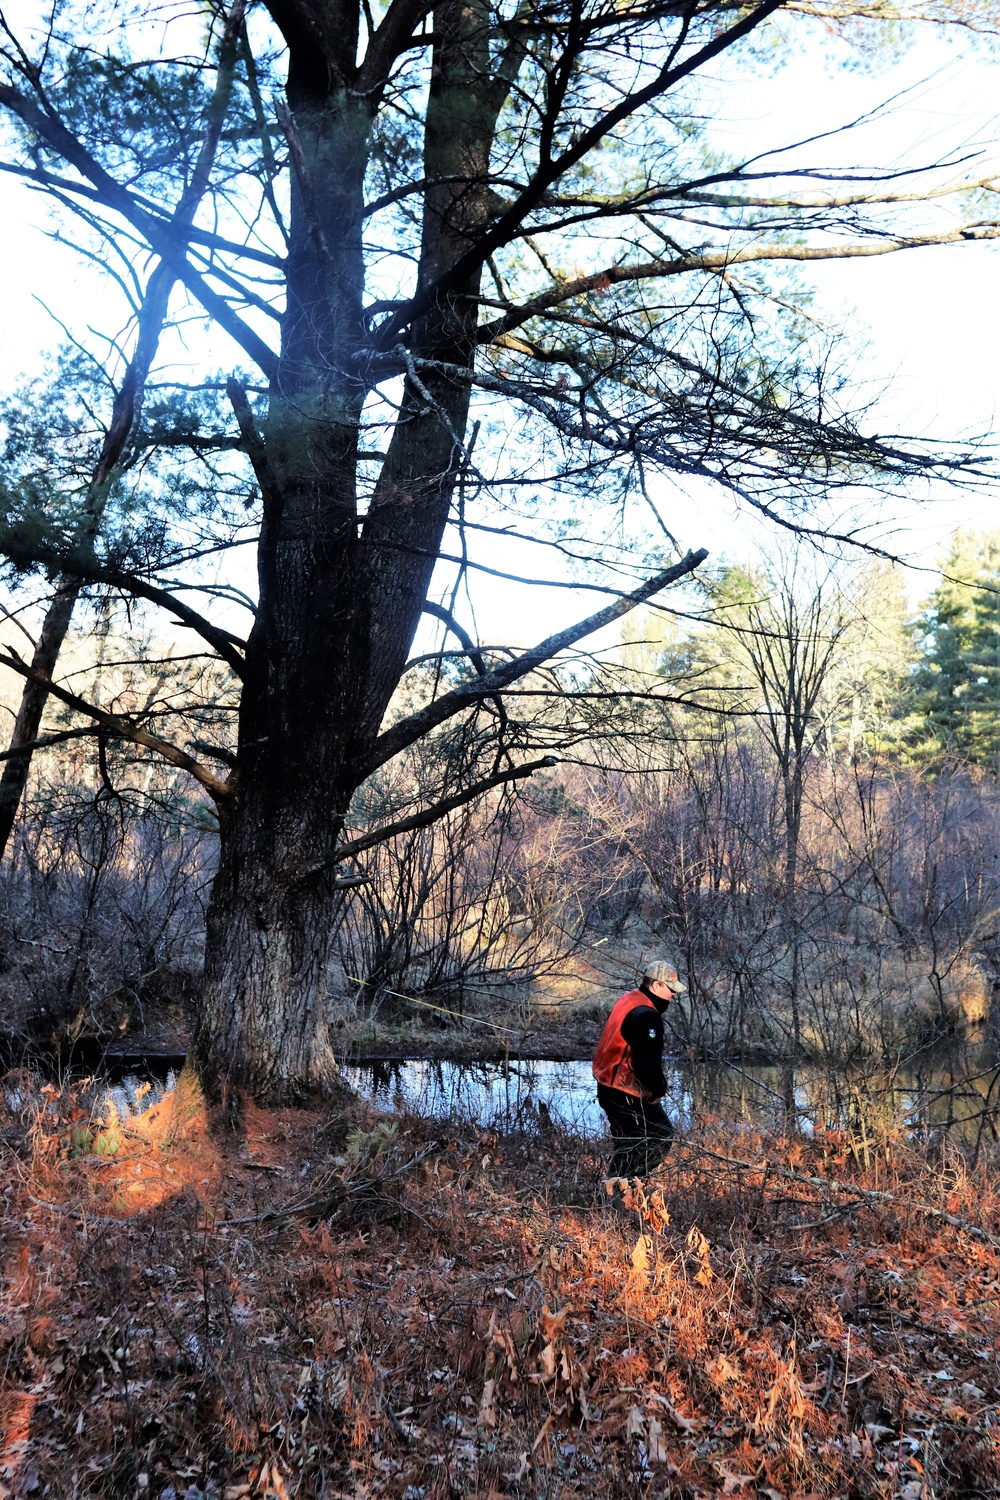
[693,27,1000,580]
[0,14,997,652]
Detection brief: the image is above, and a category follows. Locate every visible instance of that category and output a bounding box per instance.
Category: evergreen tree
[911,531,1000,765]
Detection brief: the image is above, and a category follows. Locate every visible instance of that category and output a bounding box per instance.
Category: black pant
[597,1083,674,1179]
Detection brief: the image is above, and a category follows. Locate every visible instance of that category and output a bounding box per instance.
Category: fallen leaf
[650,1394,700,1436]
[478,1377,498,1429]
[646,1414,668,1463]
[253,1461,290,1500]
[707,1354,740,1384]
[631,1234,653,1282]
[626,1406,645,1439]
[714,1462,756,1494]
[686,1224,710,1259]
[686,1224,713,1284]
[539,1305,571,1343]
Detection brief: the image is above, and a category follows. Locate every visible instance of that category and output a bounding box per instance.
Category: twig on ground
[679,1141,1000,1248]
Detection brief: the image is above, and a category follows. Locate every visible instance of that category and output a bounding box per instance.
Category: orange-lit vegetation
[1,1075,999,1497]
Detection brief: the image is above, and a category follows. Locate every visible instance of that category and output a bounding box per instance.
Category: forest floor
[1,1071,1000,1500]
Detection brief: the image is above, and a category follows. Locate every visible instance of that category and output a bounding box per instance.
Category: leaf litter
[0,1071,998,1496]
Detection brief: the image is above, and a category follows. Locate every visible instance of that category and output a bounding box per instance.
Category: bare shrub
[0,791,212,1047]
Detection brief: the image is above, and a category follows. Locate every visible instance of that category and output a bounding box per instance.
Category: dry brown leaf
[686,1223,714,1284]
[252,1461,290,1500]
[785,1366,807,1423]
[707,1353,740,1384]
[478,1377,499,1429]
[645,1187,671,1232]
[756,1354,808,1438]
[686,1224,710,1259]
[651,1394,701,1435]
[529,1298,586,1397]
[714,1462,757,1494]
[646,1414,668,1463]
[667,1404,699,1436]
[538,1304,571,1342]
[486,1309,519,1383]
[626,1405,645,1438]
[631,1233,653,1282]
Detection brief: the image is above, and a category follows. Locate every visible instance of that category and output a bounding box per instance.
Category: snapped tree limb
[369,549,709,774]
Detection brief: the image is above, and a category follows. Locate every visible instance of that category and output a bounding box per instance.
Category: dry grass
[1,1071,999,1498]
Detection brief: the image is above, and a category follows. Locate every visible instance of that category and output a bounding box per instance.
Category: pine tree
[911,531,1000,765]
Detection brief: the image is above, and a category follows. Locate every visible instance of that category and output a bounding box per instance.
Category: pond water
[22,1050,992,1149]
[341,1055,1000,1144]
[105,1070,180,1119]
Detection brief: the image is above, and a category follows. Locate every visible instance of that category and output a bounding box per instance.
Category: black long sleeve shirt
[619,1001,667,1098]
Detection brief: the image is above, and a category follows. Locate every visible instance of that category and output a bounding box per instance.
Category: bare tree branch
[0,83,279,376]
[373,0,788,348]
[0,726,99,761]
[369,548,708,773]
[0,542,247,676]
[331,753,557,864]
[0,652,233,802]
[475,224,1000,345]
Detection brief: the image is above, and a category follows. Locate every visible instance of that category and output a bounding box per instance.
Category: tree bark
[196,0,508,1099]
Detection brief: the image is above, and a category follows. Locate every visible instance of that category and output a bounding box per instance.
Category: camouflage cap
[642,959,687,994]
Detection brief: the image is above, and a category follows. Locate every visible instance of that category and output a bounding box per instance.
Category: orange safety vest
[592,989,656,1099]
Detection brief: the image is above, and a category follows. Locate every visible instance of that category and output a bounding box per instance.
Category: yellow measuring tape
[347,976,524,1038]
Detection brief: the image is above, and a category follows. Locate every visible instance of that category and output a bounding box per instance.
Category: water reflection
[343,1058,607,1136]
[341,1058,803,1138]
[342,1056,1000,1145]
[105,1071,177,1119]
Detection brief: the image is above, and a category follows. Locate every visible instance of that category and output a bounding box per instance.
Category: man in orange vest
[592,959,687,1179]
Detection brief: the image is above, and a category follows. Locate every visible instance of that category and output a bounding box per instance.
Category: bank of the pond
[2,1074,1000,1499]
[6,1031,999,1153]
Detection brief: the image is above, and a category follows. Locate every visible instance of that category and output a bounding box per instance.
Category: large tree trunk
[196,0,501,1099]
[196,67,372,1097]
